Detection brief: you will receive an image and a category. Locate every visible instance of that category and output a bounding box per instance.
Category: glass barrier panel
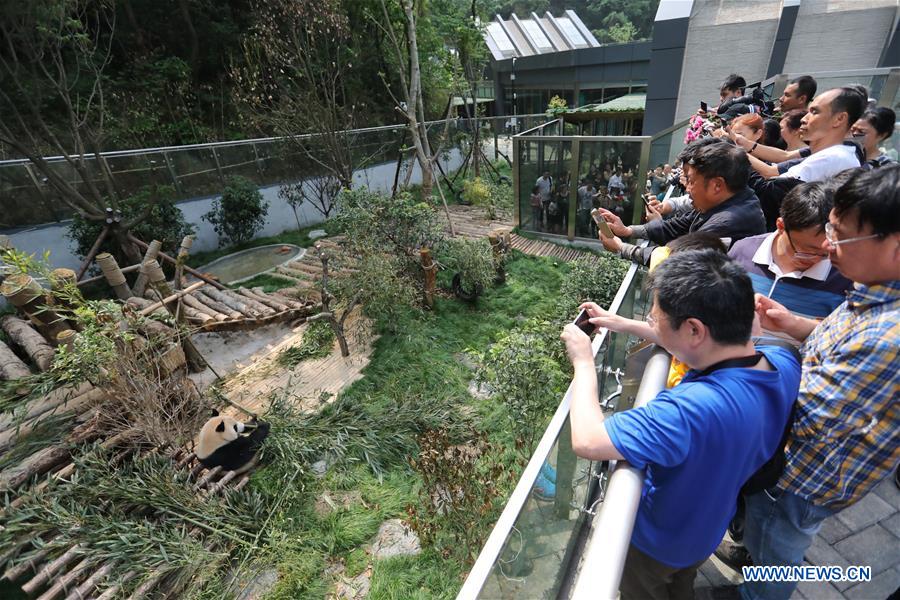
[168,147,223,197]
[105,152,174,200]
[517,139,572,235]
[475,266,651,599]
[0,164,64,228]
[572,139,645,239]
[216,144,265,185]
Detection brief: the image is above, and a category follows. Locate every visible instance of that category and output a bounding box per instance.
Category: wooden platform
[221,310,375,416]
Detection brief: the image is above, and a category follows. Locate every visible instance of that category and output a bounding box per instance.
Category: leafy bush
[462,177,512,220]
[203,176,269,246]
[546,94,569,115]
[436,237,495,299]
[68,185,195,263]
[474,318,570,452]
[331,188,445,266]
[560,254,630,312]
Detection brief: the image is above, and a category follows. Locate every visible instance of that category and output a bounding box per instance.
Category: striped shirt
[778,280,900,510]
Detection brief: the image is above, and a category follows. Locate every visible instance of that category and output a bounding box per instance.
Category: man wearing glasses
[727,181,852,331]
[716,166,900,600]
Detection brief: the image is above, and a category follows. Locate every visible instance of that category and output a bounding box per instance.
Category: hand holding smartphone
[573,308,594,336]
[700,100,708,112]
[590,208,614,238]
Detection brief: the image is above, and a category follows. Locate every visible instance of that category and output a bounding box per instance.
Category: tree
[202,176,269,246]
[0,1,149,264]
[374,0,454,200]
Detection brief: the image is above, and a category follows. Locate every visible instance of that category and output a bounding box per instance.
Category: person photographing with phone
[595,139,766,266]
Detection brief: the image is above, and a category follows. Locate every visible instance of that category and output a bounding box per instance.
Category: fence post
[162,151,183,195]
[210,147,226,185]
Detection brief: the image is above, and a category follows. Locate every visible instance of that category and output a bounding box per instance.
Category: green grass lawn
[252,251,575,598]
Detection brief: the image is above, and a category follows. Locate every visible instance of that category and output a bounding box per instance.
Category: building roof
[557,93,647,121]
[483,10,599,60]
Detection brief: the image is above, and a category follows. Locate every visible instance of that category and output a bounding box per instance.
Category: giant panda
[196,410,270,472]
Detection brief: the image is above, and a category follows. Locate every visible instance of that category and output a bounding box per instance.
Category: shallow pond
[198,244,304,284]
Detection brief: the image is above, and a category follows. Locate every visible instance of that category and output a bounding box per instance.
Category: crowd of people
[560,73,898,600]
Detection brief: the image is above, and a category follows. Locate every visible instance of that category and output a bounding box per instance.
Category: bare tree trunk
[0,315,55,371]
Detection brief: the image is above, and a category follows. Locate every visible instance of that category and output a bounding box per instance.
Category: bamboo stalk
[95,569,136,600]
[136,281,205,316]
[35,556,92,600]
[193,466,222,490]
[64,560,115,600]
[192,290,242,320]
[75,226,108,281]
[21,544,84,594]
[173,235,193,290]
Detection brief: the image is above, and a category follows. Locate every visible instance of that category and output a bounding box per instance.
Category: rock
[233,568,279,600]
[467,379,493,400]
[369,519,421,559]
[311,459,329,478]
[328,560,372,600]
[309,229,328,240]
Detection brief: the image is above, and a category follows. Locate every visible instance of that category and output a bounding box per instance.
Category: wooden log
[75,225,108,281]
[35,555,92,600]
[224,289,274,316]
[65,560,115,600]
[264,290,310,309]
[1,315,55,371]
[131,239,162,297]
[55,329,77,351]
[49,269,83,329]
[21,544,84,594]
[0,446,74,492]
[282,260,321,276]
[191,290,241,320]
[95,253,132,300]
[202,287,255,317]
[95,570,137,600]
[4,544,54,582]
[127,234,227,290]
[238,287,290,312]
[173,235,193,290]
[181,293,228,321]
[0,397,100,456]
[143,260,206,372]
[420,248,436,309]
[0,339,30,380]
[272,268,308,285]
[0,382,93,431]
[0,274,73,345]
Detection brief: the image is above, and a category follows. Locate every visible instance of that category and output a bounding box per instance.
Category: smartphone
[700,100,708,112]
[573,308,593,336]
[598,219,614,238]
[642,193,653,207]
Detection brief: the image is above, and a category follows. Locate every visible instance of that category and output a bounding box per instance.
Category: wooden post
[128,234,227,290]
[75,225,109,281]
[420,248,436,309]
[132,239,162,297]
[0,274,73,345]
[488,229,509,283]
[173,235,194,290]
[50,268,83,329]
[142,260,207,372]
[0,339,30,380]
[56,329,78,351]
[95,253,133,300]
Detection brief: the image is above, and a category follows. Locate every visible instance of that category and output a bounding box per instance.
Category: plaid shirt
[778,280,900,510]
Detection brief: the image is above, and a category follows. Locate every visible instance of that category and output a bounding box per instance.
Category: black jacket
[621,186,766,265]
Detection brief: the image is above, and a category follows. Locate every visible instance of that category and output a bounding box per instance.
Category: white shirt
[608,174,624,190]
[784,143,860,182]
[751,232,832,296]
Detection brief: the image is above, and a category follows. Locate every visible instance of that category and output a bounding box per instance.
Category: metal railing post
[570,347,671,600]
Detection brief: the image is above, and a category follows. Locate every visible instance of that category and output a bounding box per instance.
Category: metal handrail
[570,346,671,600]
[456,256,644,599]
[0,114,550,167]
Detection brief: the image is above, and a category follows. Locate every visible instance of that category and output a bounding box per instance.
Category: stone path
[696,476,900,598]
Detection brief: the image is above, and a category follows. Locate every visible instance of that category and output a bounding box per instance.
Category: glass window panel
[104,152,173,200]
[0,164,67,227]
[487,22,515,53]
[521,20,552,51]
[168,148,223,197]
[557,18,586,47]
[574,140,644,239]
[518,140,571,235]
[216,144,264,185]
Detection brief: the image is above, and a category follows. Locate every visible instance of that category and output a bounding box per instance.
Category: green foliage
[332,188,445,263]
[560,254,630,312]
[474,318,570,451]
[203,176,269,246]
[462,177,490,206]
[278,321,336,366]
[436,237,495,297]
[462,177,512,220]
[68,186,195,261]
[546,94,569,115]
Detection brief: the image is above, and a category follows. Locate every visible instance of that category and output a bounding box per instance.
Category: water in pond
[199,244,304,284]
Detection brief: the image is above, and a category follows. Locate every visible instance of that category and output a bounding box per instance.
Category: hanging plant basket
[451,273,483,301]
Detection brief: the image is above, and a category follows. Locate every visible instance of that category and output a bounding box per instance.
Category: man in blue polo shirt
[562,250,801,600]
[728,181,852,329]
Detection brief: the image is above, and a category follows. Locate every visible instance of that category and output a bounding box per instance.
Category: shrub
[68,185,194,263]
[560,254,630,312]
[462,177,512,220]
[436,238,495,300]
[203,176,269,246]
[474,318,570,452]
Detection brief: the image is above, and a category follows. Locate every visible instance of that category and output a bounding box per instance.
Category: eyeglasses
[824,222,880,247]
[785,231,828,260]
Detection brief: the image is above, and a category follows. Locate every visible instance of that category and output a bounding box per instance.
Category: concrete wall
[782,0,898,72]
[673,0,782,123]
[5,149,464,273]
